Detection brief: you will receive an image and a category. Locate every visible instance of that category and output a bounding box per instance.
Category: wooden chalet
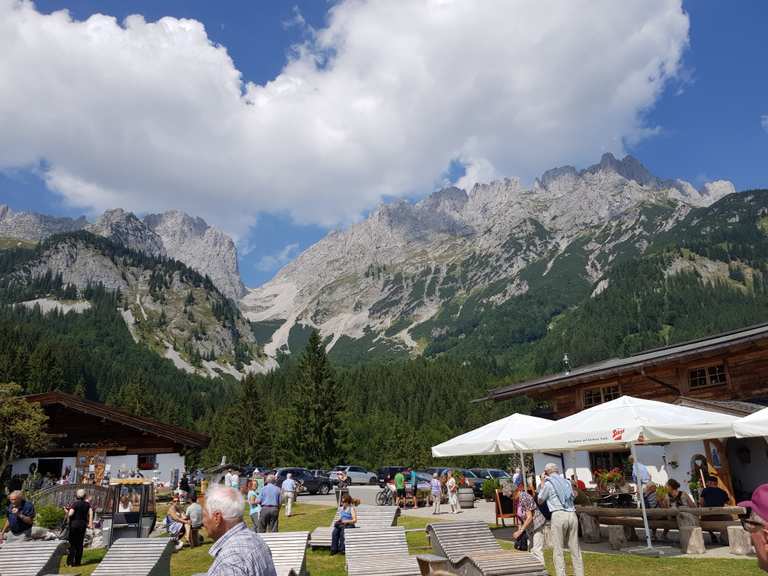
[12,391,209,485]
[486,322,768,418]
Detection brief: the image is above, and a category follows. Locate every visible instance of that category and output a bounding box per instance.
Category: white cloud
[0,0,689,237]
[256,243,300,272]
[762,115,768,133]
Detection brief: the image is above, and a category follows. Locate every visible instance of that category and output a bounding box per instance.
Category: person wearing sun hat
[739,484,768,572]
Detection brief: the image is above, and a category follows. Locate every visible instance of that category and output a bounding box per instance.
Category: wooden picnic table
[576,505,746,518]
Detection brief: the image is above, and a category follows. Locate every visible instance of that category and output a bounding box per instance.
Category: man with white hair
[0,490,35,542]
[67,488,93,567]
[281,473,296,517]
[537,463,583,576]
[204,485,276,576]
[258,475,282,532]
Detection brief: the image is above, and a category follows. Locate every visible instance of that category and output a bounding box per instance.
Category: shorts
[397,488,406,497]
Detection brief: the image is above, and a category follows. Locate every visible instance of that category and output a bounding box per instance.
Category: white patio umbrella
[733,406,768,437]
[431,413,553,457]
[508,395,739,550]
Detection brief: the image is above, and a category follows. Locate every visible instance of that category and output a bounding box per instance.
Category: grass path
[60,502,763,575]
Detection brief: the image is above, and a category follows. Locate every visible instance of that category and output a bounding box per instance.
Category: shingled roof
[486,321,768,402]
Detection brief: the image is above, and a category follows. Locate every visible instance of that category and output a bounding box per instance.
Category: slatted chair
[426,521,548,576]
[259,531,309,576]
[91,538,174,576]
[0,540,68,576]
[309,505,400,548]
[345,527,420,576]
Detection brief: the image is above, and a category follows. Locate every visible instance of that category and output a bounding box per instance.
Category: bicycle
[376,484,395,506]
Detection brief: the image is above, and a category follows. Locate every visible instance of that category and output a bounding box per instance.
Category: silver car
[331,465,378,485]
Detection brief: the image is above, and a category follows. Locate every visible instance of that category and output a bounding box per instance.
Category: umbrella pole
[631,443,654,550]
[519,451,528,490]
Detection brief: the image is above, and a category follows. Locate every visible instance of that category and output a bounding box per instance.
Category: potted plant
[454,470,475,509]
[688,478,701,502]
[482,478,501,502]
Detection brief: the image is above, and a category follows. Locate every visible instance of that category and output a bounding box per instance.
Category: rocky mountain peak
[87,208,165,257]
[586,153,658,186]
[0,204,87,241]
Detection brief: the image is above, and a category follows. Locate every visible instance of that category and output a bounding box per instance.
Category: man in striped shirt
[204,485,276,576]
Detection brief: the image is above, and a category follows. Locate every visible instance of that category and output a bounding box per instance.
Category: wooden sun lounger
[345,527,420,576]
[259,531,309,576]
[426,521,547,576]
[309,505,400,548]
[92,538,174,576]
[0,540,68,576]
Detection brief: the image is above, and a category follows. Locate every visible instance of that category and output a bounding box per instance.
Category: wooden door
[703,439,735,504]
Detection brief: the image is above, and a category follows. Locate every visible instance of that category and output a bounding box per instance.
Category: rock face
[0,204,86,240]
[144,211,245,301]
[0,204,244,301]
[241,154,735,359]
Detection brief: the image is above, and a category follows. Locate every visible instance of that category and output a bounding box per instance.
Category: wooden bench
[345,527,420,576]
[92,538,174,576]
[258,531,309,576]
[0,540,69,576]
[426,521,547,575]
[309,505,400,548]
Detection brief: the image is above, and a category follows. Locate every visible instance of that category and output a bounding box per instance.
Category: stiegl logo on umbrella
[611,428,625,441]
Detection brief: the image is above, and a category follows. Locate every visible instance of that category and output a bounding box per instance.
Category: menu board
[76,449,107,485]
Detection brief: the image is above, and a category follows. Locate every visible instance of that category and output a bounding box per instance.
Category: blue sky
[0,1,766,287]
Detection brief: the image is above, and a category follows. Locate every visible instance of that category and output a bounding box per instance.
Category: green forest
[2,190,768,471]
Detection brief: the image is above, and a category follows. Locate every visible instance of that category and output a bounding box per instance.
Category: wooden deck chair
[345,527,420,576]
[0,540,68,576]
[495,490,518,528]
[92,538,174,576]
[426,521,547,576]
[309,505,400,548]
[259,531,309,576]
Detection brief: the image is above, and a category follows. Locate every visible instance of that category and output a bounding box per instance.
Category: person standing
[699,476,730,544]
[282,473,296,518]
[446,472,459,514]
[739,484,768,573]
[409,468,418,507]
[538,463,583,576]
[247,480,262,532]
[0,490,35,542]
[512,468,523,488]
[186,493,204,547]
[513,485,546,565]
[258,475,282,533]
[67,488,93,567]
[230,469,241,491]
[330,495,357,555]
[224,469,234,488]
[204,485,277,576]
[431,473,442,514]
[394,470,406,507]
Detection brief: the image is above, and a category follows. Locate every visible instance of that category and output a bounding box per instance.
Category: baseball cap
[738,483,768,520]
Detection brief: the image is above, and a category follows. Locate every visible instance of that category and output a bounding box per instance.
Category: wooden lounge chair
[0,540,68,576]
[258,531,309,576]
[345,527,420,576]
[309,505,400,548]
[426,521,547,576]
[92,537,174,576]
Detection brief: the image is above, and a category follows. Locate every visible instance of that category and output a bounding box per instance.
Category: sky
[0,0,766,287]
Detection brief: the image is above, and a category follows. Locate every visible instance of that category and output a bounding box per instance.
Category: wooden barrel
[458,487,475,509]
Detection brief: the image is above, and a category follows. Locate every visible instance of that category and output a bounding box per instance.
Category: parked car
[331,465,378,484]
[441,467,484,497]
[471,468,511,480]
[274,467,332,495]
[377,466,407,485]
[308,469,330,479]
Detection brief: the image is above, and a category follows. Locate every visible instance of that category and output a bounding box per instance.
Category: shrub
[35,505,66,529]
[482,478,501,501]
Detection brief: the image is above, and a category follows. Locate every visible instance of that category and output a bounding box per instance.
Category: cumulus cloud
[256,243,300,272]
[0,0,689,237]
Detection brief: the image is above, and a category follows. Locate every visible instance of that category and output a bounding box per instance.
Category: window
[589,451,631,478]
[137,454,157,471]
[583,385,620,408]
[689,363,727,389]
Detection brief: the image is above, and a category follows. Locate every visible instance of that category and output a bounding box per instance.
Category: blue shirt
[282,478,296,493]
[632,462,651,485]
[410,471,417,486]
[259,483,281,507]
[538,474,575,513]
[207,522,276,576]
[247,490,261,516]
[7,500,35,535]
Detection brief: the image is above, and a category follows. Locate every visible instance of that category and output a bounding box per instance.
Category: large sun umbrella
[431,413,553,457]
[734,407,768,438]
[508,395,739,551]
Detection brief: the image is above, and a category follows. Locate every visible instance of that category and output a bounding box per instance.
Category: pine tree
[291,330,345,468]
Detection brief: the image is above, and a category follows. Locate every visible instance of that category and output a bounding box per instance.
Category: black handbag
[514,530,529,551]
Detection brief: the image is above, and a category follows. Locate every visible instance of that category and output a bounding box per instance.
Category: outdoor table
[576,505,745,536]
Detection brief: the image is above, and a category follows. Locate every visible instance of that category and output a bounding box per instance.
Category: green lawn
[60,502,764,575]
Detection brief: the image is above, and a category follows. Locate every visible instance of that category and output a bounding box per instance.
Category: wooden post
[680,527,706,555]
[727,526,754,555]
[578,512,601,543]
